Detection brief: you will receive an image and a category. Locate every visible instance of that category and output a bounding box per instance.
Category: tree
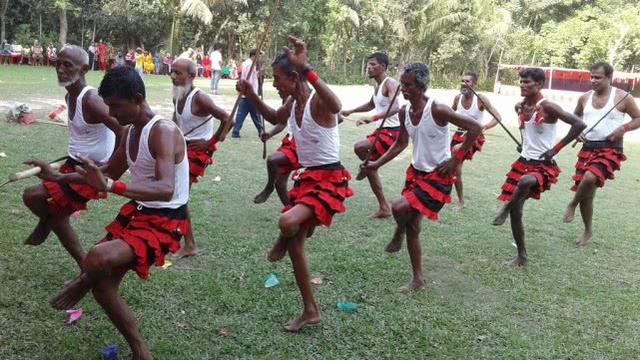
[1,0,9,42]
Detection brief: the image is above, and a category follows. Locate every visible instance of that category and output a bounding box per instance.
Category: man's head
[34,40,39,46]
[56,45,90,87]
[589,62,614,93]
[98,66,146,125]
[366,52,389,79]
[400,63,430,101]
[460,71,478,95]
[249,49,257,59]
[271,52,301,98]
[170,58,196,101]
[518,68,545,97]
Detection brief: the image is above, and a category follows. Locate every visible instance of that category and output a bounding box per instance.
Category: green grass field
[1,66,640,359]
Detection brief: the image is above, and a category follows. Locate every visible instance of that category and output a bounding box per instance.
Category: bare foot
[369,207,392,219]
[453,202,464,213]
[24,219,51,246]
[50,276,91,310]
[253,186,274,204]
[384,227,405,253]
[492,205,509,226]
[306,226,315,238]
[507,255,528,267]
[267,236,288,262]
[563,205,576,223]
[400,279,425,293]
[174,245,197,259]
[284,311,321,332]
[355,168,367,181]
[576,231,592,246]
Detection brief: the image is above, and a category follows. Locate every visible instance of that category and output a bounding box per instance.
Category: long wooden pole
[219,0,282,141]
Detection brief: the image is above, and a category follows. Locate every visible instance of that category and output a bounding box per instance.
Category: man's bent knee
[517,175,537,190]
[582,171,598,186]
[278,214,300,236]
[22,185,47,207]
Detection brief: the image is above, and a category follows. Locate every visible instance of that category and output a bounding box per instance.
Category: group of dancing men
[18,36,640,359]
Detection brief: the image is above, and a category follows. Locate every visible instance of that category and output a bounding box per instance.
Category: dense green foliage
[2,0,639,85]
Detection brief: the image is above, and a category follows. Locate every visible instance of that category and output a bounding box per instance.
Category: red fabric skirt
[498,157,561,202]
[366,127,400,161]
[43,158,107,216]
[186,139,216,185]
[276,135,299,175]
[402,165,455,221]
[100,201,188,279]
[450,131,485,160]
[571,143,626,191]
[282,163,353,227]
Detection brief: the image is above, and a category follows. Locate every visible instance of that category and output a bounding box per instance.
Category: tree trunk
[58,6,68,45]
[39,13,42,40]
[91,19,96,43]
[0,0,9,43]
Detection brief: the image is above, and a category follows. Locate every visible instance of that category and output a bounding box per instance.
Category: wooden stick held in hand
[220,0,282,141]
[1,158,67,188]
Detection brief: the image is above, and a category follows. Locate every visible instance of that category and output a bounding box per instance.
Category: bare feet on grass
[399,279,425,293]
[253,186,274,204]
[284,310,321,332]
[507,255,528,267]
[453,202,464,213]
[563,205,576,223]
[384,227,405,253]
[174,245,197,259]
[24,219,51,246]
[50,276,91,310]
[267,236,288,262]
[492,205,509,226]
[369,206,392,219]
[576,231,592,246]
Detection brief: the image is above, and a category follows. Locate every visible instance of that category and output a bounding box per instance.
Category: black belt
[305,162,343,171]
[517,156,556,166]
[582,140,623,151]
[132,201,188,219]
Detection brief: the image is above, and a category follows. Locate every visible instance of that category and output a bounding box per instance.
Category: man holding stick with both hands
[22,45,122,269]
[236,36,353,331]
[563,62,640,246]
[30,66,190,360]
[341,52,400,219]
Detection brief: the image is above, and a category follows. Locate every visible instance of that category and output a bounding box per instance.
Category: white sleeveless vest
[175,87,214,141]
[289,93,340,167]
[373,77,400,128]
[583,88,625,141]
[126,115,189,209]
[405,98,451,172]
[456,94,484,123]
[67,86,116,165]
[521,99,556,160]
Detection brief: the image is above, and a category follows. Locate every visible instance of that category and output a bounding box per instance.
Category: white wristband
[106,177,114,192]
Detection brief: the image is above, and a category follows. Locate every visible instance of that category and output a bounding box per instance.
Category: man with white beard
[170,58,230,258]
[22,45,123,269]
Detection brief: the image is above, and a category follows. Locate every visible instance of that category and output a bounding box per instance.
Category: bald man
[22,45,123,268]
[170,58,230,258]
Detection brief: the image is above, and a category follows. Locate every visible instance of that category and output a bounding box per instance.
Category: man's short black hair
[519,67,545,84]
[249,48,257,57]
[99,66,146,101]
[367,52,389,69]
[590,62,614,78]
[463,71,478,83]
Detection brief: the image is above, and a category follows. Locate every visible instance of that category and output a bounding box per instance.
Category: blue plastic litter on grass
[264,273,279,288]
[101,344,118,360]
[337,302,359,312]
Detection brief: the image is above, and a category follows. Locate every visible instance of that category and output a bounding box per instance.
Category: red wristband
[552,143,564,153]
[455,149,466,162]
[208,137,218,152]
[372,114,381,121]
[112,180,127,195]
[306,70,319,85]
[623,123,632,132]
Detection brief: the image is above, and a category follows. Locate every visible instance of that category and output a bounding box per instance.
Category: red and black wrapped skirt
[100,201,189,279]
[276,134,299,175]
[450,130,485,160]
[571,141,626,191]
[186,138,217,186]
[43,157,107,216]
[283,162,353,227]
[497,157,561,202]
[366,126,400,161]
[401,165,455,221]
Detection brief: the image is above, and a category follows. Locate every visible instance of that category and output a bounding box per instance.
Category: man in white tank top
[170,58,230,258]
[450,72,502,211]
[563,62,640,246]
[237,36,352,332]
[493,68,585,267]
[33,67,189,360]
[341,52,400,219]
[22,45,122,269]
[362,63,482,292]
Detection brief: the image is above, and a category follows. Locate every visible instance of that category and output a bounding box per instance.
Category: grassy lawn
[1,66,640,359]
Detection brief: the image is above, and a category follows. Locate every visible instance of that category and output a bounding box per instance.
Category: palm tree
[168,0,214,54]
